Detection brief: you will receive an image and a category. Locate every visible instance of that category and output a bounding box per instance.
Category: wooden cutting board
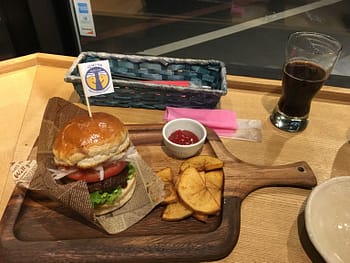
[0,98,317,263]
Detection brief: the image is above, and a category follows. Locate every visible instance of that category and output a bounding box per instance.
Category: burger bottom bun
[93,174,137,216]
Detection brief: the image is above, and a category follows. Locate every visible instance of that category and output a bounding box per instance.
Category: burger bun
[52,112,130,168]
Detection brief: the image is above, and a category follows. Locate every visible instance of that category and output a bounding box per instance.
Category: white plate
[305,176,350,263]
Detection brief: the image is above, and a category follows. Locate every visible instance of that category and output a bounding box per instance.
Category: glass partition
[73,0,350,87]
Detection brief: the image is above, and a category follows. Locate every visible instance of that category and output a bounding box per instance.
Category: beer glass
[270,32,342,132]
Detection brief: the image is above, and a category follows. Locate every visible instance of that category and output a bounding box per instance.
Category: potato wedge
[162,182,178,204]
[161,201,193,221]
[179,155,224,173]
[192,212,209,223]
[156,168,178,204]
[177,167,223,215]
[156,167,174,183]
[203,170,223,210]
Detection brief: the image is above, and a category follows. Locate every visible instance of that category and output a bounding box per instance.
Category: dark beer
[278,60,327,117]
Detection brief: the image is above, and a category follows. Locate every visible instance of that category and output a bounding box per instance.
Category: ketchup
[168,129,199,145]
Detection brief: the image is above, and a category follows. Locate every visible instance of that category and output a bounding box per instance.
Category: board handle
[206,128,317,198]
[223,161,317,198]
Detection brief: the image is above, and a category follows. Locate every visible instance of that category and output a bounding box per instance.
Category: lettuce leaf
[89,163,135,208]
[90,187,122,208]
[127,163,135,179]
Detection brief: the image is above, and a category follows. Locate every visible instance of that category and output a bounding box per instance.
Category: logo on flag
[78,60,114,97]
[85,66,110,93]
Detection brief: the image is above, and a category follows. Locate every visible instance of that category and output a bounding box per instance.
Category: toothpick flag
[78,60,114,117]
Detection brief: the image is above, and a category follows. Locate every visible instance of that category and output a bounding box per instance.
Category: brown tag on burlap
[28,97,164,234]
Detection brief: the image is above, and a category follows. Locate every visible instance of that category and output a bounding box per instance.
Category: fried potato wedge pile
[156,155,224,222]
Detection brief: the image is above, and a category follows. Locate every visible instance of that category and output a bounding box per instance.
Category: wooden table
[0,53,349,262]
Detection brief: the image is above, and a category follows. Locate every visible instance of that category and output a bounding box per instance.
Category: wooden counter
[0,53,349,262]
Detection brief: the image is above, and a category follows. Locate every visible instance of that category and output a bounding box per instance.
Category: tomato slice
[66,161,127,183]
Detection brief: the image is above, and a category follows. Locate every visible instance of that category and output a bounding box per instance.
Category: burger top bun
[52,112,129,168]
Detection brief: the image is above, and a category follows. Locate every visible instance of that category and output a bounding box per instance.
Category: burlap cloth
[26,97,164,234]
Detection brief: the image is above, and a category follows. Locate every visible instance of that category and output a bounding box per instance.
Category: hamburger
[51,112,136,215]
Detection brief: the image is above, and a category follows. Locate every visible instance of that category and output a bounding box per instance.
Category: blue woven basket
[64,52,227,109]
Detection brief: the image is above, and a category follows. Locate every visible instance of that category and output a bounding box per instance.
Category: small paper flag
[78,60,114,117]
[78,60,114,97]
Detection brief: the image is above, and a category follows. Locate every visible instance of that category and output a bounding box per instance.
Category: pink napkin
[164,107,238,136]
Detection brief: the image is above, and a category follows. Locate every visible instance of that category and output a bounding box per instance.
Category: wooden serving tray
[0,98,317,263]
